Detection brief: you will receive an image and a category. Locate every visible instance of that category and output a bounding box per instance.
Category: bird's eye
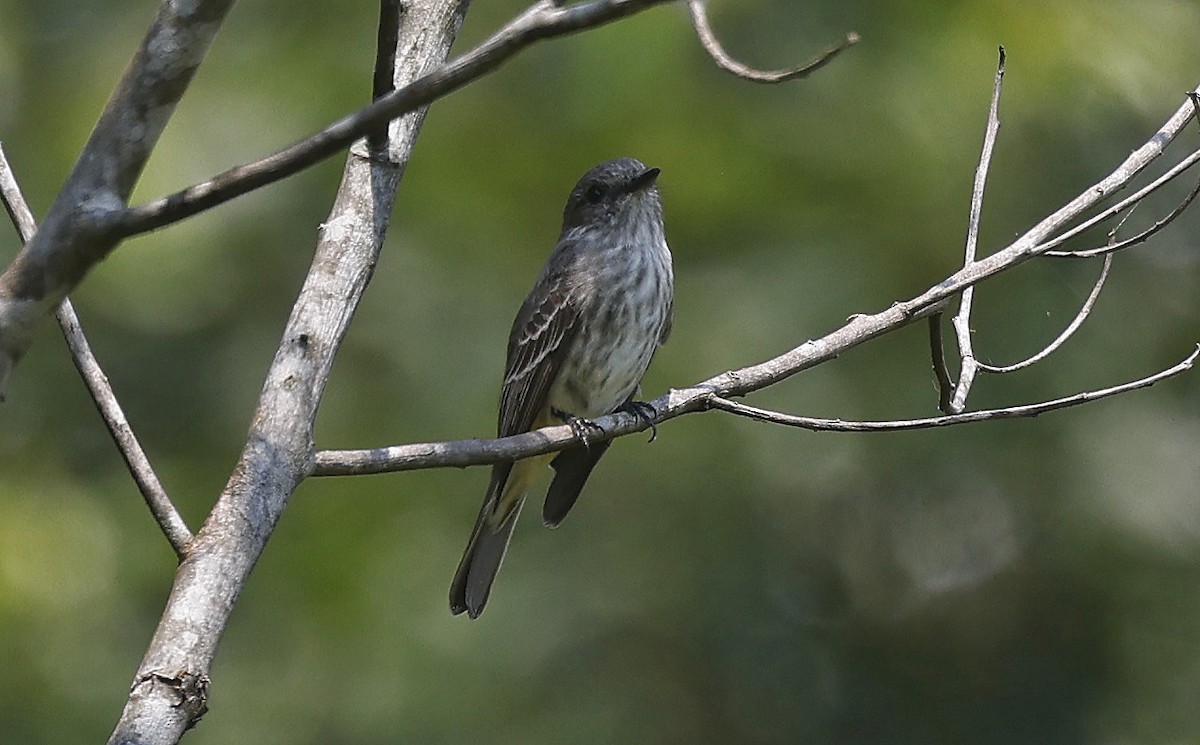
[584,184,605,204]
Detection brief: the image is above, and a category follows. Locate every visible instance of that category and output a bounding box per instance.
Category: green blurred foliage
[2,0,1200,742]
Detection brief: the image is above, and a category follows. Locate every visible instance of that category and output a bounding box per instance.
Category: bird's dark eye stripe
[585,184,604,203]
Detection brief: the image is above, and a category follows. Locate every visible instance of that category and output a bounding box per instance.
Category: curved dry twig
[1036,145,1200,256]
[705,345,1198,431]
[978,252,1112,374]
[0,145,192,560]
[1045,168,1200,259]
[685,0,858,83]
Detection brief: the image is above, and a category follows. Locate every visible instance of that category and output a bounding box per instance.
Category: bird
[450,157,674,619]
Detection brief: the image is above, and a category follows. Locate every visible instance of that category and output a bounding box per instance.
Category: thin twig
[978,253,1112,374]
[706,345,1197,431]
[368,0,406,151]
[1037,146,1200,256]
[116,0,684,238]
[0,145,192,560]
[928,312,954,412]
[1046,164,1200,258]
[949,46,1006,414]
[686,0,857,83]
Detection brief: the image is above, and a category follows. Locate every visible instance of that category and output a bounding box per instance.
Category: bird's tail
[543,440,611,527]
[449,501,521,619]
[450,457,544,618]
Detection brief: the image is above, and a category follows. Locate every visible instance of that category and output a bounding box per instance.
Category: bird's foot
[618,400,659,442]
[551,407,605,449]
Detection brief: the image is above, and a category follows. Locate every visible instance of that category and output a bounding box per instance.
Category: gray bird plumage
[450,158,674,618]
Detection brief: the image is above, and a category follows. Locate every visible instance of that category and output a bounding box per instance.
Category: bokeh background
[3,0,1200,742]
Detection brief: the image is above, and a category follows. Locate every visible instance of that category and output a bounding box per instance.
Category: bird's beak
[628,166,661,193]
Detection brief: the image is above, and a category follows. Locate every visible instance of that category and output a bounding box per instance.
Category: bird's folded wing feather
[498,268,580,437]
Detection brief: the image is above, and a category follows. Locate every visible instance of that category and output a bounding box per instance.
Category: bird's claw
[551,407,605,449]
[619,400,659,442]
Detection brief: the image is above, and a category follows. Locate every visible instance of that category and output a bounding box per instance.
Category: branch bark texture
[104,2,468,742]
[0,0,238,397]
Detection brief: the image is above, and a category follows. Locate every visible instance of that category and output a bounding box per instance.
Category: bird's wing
[658,294,674,346]
[498,262,581,437]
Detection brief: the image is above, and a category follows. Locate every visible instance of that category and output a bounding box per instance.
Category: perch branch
[315,341,1199,474]
[314,83,1200,477]
[0,145,192,560]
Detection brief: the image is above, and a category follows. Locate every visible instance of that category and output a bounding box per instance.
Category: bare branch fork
[0,0,240,398]
[927,52,1200,418]
[316,72,1200,476]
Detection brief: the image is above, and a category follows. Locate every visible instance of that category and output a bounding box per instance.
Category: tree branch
[113,0,679,239]
[685,0,858,82]
[0,145,192,560]
[104,2,468,742]
[313,82,1200,478]
[928,312,955,413]
[0,0,239,398]
[948,46,1006,414]
[1044,158,1200,258]
[1037,142,1200,256]
[314,339,1200,474]
[977,253,1111,374]
[704,345,1198,431]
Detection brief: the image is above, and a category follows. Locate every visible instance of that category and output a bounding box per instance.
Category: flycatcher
[450,158,675,618]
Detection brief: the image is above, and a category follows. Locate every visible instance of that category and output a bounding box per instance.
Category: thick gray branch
[0,0,238,397]
[104,2,468,743]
